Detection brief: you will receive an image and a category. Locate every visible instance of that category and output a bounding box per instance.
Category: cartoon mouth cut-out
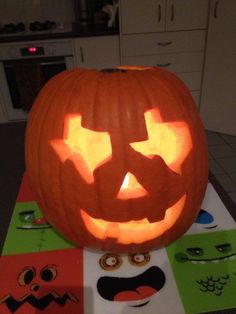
[81,194,186,244]
[0,292,78,313]
[97,266,165,305]
[204,225,218,229]
[197,274,229,296]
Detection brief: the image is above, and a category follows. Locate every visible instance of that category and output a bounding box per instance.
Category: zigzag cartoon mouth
[178,252,236,264]
[97,266,165,303]
[0,291,78,313]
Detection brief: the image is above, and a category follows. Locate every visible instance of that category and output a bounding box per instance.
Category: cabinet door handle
[158,4,162,22]
[156,63,171,67]
[214,1,219,19]
[80,47,84,63]
[170,4,175,21]
[157,41,172,46]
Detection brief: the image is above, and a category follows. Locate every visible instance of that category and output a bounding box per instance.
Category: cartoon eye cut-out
[215,243,232,254]
[128,252,150,266]
[186,247,204,257]
[195,209,214,225]
[19,210,35,223]
[99,253,122,271]
[130,109,193,174]
[18,267,36,286]
[51,114,112,184]
[40,265,57,282]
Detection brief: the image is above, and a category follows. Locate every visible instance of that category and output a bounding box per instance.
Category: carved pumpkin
[25,66,208,253]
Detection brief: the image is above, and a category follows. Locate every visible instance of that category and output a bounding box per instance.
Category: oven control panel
[0,40,73,60]
[21,46,45,56]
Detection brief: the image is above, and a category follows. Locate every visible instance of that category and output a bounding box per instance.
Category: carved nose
[116,172,148,200]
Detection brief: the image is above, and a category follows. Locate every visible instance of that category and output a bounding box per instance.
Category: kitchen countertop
[0,23,119,44]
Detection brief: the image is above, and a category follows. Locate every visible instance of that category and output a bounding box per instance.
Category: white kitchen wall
[0,0,75,24]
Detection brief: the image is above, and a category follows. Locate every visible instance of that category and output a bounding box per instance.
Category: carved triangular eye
[117,172,148,200]
[51,114,112,183]
[130,109,193,173]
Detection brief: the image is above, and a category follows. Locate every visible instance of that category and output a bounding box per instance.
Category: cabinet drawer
[122,52,204,73]
[121,31,206,56]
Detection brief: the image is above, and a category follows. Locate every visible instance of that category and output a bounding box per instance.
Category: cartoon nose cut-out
[117,172,148,200]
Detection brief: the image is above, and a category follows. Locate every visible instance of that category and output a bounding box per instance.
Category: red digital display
[21,46,44,56]
[28,47,37,53]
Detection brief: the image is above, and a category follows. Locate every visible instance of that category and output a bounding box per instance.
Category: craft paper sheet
[0,174,236,314]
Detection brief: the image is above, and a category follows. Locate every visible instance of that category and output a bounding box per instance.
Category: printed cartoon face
[0,249,83,314]
[187,183,236,234]
[1,202,74,256]
[83,248,184,314]
[167,229,236,313]
[97,252,165,304]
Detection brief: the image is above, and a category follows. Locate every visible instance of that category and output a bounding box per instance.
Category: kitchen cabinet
[200,0,236,136]
[73,35,120,69]
[119,0,209,108]
[120,0,209,34]
[121,30,206,106]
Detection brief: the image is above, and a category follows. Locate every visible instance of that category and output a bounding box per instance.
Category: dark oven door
[3,56,66,114]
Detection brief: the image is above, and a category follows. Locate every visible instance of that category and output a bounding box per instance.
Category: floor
[206,130,236,205]
[0,122,26,252]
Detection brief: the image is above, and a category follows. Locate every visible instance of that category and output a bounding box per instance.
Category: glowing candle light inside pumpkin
[121,173,130,189]
[117,172,148,199]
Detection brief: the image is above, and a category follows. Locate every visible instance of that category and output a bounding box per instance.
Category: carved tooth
[191,261,198,264]
[229,255,236,260]
[199,261,206,264]
[212,260,219,263]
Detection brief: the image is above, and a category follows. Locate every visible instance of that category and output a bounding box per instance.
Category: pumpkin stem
[101,68,127,74]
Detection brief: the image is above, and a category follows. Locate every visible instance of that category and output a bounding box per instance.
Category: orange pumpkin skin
[25,66,208,253]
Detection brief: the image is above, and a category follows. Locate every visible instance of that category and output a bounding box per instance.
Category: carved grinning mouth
[80,195,186,244]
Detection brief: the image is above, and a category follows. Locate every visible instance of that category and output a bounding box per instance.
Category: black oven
[0,40,75,121]
[4,57,66,112]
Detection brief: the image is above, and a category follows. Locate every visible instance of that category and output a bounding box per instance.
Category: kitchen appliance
[0,21,57,35]
[0,39,75,121]
[74,0,95,26]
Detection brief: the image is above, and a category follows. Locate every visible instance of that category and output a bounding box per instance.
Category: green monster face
[2,202,74,255]
[167,229,236,313]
